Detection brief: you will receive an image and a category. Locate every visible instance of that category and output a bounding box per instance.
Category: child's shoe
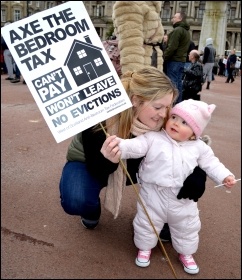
[178,254,199,274]
[135,250,151,267]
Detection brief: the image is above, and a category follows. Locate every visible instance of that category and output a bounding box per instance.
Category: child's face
[165,114,194,142]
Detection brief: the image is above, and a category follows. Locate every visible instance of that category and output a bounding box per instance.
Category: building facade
[1,1,241,55]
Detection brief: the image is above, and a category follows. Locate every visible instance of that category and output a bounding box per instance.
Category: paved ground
[1,73,241,279]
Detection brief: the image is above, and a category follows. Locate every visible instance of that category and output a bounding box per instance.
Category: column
[173,1,178,15]
[198,2,227,56]
[188,1,192,16]
[235,33,241,50]
[191,1,195,18]
[231,32,235,49]
[235,1,240,18]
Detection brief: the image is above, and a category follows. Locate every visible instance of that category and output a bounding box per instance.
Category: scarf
[104,118,163,218]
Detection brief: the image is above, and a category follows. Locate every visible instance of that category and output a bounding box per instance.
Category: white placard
[1,1,132,143]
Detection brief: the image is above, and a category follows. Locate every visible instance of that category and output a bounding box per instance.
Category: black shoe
[5,77,14,80]
[81,217,99,229]
[159,223,171,242]
[23,80,26,84]
[10,78,20,83]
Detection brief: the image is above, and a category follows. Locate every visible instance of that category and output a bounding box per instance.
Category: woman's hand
[100,135,121,163]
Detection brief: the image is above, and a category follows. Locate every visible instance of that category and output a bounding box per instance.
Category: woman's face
[133,94,173,129]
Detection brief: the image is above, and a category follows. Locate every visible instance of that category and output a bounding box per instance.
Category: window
[46,2,53,9]
[192,31,200,42]
[96,4,100,16]
[95,27,101,37]
[14,9,21,21]
[1,9,6,22]
[77,50,87,59]
[197,1,205,20]
[180,7,187,14]
[92,4,104,17]
[162,1,171,21]
[94,58,103,66]
[96,4,102,17]
[230,8,236,19]
[73,66,83,76]
[36,1,40,8]
[227,2,238,21]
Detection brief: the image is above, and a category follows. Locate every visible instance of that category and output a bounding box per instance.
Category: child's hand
[222,175,237,188]
[100,135,121,163]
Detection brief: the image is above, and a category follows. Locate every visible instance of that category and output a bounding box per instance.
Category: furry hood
[200,135,212,146]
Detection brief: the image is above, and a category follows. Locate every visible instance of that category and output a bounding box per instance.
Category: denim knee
[59,161,102,220]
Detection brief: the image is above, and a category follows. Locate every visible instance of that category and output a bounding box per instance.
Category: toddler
[107,99,236,274]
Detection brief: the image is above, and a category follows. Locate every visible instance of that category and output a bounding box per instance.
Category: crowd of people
[1,22,26,84]
[2,4,239,276]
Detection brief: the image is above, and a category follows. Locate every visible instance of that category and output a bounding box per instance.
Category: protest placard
[1,1,132,143]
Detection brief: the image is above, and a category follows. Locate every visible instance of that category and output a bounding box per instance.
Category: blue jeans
[59,161,102,221]
[14,63,21,79]
[166,61,185,104]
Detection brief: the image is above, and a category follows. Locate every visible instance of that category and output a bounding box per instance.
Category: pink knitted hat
[170,99,216,138]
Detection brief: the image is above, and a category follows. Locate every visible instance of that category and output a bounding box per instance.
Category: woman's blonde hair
[97,66,178,138]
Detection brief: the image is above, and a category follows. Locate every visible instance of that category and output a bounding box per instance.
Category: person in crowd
[182,50,203,101]
[164,11,190,104]
[234,57,241,77]
[239,58,242,77]
[0,44,7,74]
[182,40,196,80]
[225,49,237,83]
[202,38,216,90]
[224,55,229,77]
[112,1,164,74]
[59,67,207,239]
[10,62,21,83]
[212,55,219,76]
[1,22,15,81]
[102,99,236,274]
[160,33,168,74]
[160,33,168,53]
[184,40,196,71]
[218,55,225,76]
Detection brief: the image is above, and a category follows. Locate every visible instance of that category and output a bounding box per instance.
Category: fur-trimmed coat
[112,1,164,73]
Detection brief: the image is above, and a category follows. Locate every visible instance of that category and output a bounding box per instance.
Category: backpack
[102,39,122,77]
[183,63,204,93]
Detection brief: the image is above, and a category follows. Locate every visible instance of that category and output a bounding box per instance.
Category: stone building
[1,1,241,56]
[0,1,56,20]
